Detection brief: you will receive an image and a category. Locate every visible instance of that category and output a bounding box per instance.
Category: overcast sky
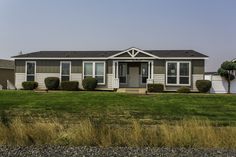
[0,0,235,72]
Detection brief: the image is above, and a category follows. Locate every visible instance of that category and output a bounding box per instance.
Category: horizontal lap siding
[15,60,83,74]
[153,59,205,91]
[15,73,25,89]
[15,60,111,89]
[36,73,60,89]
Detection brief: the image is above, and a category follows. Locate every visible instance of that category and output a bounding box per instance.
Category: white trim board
[108,47,159,59]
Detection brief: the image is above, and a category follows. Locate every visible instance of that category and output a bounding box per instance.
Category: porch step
[117,88,147,94]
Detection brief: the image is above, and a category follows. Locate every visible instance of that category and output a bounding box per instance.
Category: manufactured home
[12,47,208,91]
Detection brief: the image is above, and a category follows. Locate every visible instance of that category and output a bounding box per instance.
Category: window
[95,63,105,83]
[141,63,148,83]
[167,63,177,84]
[166,61,191,85]
[180,63,190,84]
[83,62,105,84]
[84,63,93,78]
[26,61,36,81]
[119,63,127,83]
[60,61,71,81]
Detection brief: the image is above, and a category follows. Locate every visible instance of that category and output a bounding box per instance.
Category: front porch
[112,60,154,89]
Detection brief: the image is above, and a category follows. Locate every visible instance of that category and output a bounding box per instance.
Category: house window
[60,61,71,81]
[119,63,127,83]
[141,63,148,83]
[166,61,191,85]
[95,63,105,84]
[83,62,105,84]
[167,62,177,84]
[180,63,190,84]
[26,61,36,81]
[84,63,93,78]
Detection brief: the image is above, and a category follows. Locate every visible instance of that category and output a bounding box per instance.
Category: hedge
[44,77,59,90]
[147,84,164,92]
[61,81,79,91]
[196,80,212,93]
[82,77,97,91]
[22,81,38,90]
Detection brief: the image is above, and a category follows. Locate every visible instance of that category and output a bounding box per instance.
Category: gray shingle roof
[12,50,208,58]
[0,59,14,69]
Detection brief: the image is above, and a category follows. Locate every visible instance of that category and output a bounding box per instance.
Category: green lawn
[0,91,236,125]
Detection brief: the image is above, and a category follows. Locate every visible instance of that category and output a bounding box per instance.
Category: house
[0,59,15,90]
[12,47,208,91]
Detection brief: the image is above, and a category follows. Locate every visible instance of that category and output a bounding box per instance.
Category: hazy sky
[0,0,235,71]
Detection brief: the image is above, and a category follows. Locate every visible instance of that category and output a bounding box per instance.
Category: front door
[129,66,139,87]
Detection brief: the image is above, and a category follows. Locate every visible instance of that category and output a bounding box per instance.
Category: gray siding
[15,60,25,73]
[154,60,165,74]
[15,60,84,73]
[71,60,82,73]
[192,59,205,74]
[107,60,113,74]
[37,60,60,73]
[154,59,205,75]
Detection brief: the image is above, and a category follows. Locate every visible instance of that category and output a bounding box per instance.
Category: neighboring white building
[205,72,236,94]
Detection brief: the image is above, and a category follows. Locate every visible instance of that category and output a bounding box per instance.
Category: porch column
[112,61,119,88]
[147,61,154,84]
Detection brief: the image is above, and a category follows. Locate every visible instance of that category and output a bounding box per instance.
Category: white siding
[15,73,25,89]
[192,74,204,91]
[153,74,165,84]
[107,74,113,89]
[205,74,236,93]
[71,73,83,88]
[36,73,60,89]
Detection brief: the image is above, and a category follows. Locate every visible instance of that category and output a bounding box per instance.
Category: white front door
[129,66,139,87]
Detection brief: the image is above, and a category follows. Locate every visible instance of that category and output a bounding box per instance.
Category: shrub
[196,80,212,93]
[177,87,191,93]
[44,77,59,90]
[147,84,164,92]
[82,77,97,91]
[61,81,79,91]
[22,81,38,90]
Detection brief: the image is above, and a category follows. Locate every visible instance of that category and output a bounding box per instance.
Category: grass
[0,91,236,125]
[0,117,236,148]
[0,91,236,148]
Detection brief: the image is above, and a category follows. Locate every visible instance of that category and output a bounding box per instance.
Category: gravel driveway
[0,146,235,157]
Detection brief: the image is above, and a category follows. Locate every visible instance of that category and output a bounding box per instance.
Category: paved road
[0,146,236,157]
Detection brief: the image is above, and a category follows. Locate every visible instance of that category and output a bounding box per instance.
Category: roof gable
[108,47,158,59]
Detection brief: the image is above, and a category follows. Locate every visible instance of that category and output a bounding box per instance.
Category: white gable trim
[108,47,159,59]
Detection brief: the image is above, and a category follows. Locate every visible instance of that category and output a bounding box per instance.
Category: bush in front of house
[196,80,212,93]
[44,77,60,90]
[177,87,191,93]
[22,81,38,90]
[82,77,97,91]
[61,81,79,91]
[147,83,164,92]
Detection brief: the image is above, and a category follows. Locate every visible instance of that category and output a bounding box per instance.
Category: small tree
[217,61,236,94]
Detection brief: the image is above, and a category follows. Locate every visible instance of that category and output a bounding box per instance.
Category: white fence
[205,75,236,93]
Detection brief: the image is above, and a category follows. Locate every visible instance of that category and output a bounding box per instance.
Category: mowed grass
[0,91,236,125]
